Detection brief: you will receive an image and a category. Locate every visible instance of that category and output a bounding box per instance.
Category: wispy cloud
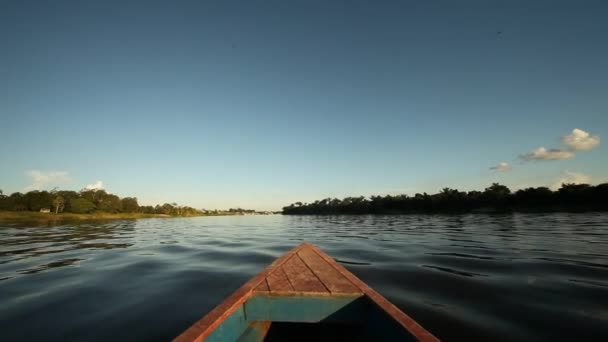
[517,128,599,163]
[85,180,104,190]
[25,170,71,191]
[489,162,512,172]
[520,147,575,161]
[551,171,592,190]
[561,128,600,151]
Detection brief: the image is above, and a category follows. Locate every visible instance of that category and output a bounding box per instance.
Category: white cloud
[25,170,71,191]
[520,147,575,161]
[561,128,600,151]
[551,171,592,190]
[489,162,512,172]
[85,180,104,190]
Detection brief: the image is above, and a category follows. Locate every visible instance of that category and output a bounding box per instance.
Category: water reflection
[422,264,489,278]
[0,220,135,280]
[0,214,607,341]
[426,252,496,260]
[18,258,84,275]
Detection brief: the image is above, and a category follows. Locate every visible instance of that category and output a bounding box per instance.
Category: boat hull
[174,243,439,342]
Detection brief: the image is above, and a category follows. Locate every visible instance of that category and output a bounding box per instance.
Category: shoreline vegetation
[282,183,608,215]
[0,211,169,222]
[0,188,268,222]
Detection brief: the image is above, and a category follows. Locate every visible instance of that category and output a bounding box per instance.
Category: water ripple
[0,213,607,341]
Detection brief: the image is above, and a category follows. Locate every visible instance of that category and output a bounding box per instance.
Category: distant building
[40,208,51,213]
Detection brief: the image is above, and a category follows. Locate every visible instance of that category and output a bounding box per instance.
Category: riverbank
[0,211,272,222]
[0,211,180,222]
[282,183,608,215]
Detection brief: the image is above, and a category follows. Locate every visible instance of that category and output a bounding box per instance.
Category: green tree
[139,205,155,214]
[52,196,65,214]
[514,187,553,206]
[97,193,122,213]
[23,190,53,211]
[484,183,511,196]
[159,203,175,215]
[7,192,26,211]
[121,197,139,213]
[80,189,111,208]
[57,190,80,212]
[172,202,182,216]
[70,198,95,213]
[482,183,511,205]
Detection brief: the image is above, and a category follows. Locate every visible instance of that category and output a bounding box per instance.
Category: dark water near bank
[1,214,607,341]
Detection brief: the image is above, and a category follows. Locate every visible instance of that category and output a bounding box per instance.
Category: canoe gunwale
[174,245,301,342]
[307,244,439,342]
[173,243,439,342]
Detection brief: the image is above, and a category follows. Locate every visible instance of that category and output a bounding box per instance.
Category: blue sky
[0,1,606,210]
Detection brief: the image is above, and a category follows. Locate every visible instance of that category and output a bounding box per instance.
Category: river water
[1,214,607,341]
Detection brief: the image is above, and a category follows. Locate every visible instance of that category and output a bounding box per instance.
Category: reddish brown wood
[173,245,303,342]
[254,279,270,293]
[297,247,361,295]
[267,266,294,293]
[281,254,329,294]
[307,244,440,342]
[174,243,440,342]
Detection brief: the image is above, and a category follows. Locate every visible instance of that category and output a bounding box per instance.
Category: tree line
[0,188,202,216]
[282,183,608,215]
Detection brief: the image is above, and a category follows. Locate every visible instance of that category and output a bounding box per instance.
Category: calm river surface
[1,214,607,341]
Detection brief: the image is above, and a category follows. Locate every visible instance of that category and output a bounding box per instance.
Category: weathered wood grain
[297,247,361,295]
[281,254,329,294]
[267,266,294,293]
[307,243,440,342]
[173,245,302,342]
[253,279,269,293]
[174,242,440,342]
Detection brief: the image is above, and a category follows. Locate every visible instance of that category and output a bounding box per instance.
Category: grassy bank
[0,211,175,222]
[0,211,268,223]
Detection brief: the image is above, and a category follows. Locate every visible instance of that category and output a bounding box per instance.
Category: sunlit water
[1,214,607,341]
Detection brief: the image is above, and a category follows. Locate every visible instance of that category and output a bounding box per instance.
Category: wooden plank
[298,247,360,295]
[173,245,305,342]
[307,244,440,342]
[282,254,329,294]
[175,242,439,342]
[254,279,269,293]
[267,266,294,293]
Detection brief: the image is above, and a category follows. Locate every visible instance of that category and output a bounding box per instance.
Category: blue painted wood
[204,305,249,342]
[202,294,418,341]
[244,294,367,323]
[236,321,270,342]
